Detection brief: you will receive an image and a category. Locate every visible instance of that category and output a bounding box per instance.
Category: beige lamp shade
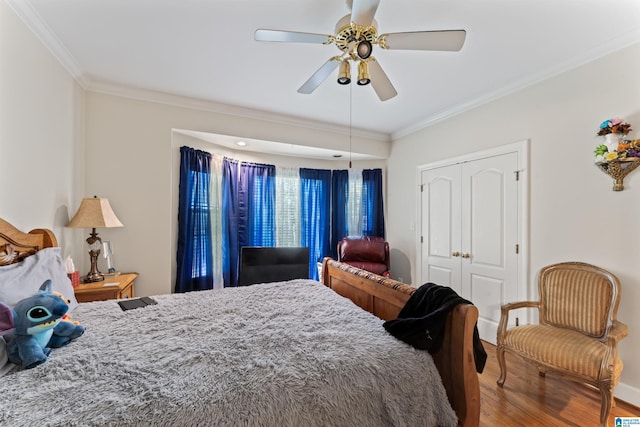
[67,197,124,228]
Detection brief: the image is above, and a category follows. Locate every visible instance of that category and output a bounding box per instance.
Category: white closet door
[420,164,462,295]
[461,152,519,344]
[419,150,521,345]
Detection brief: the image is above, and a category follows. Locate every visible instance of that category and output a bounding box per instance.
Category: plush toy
[0,280,70,369]
[48,291,85,348]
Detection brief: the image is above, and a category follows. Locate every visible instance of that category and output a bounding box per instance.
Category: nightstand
[74,273,137,302]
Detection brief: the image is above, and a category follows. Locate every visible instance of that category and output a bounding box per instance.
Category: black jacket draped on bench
[383,282,487,373]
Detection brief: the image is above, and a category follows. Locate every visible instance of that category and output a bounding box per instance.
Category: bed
[0,217,480,427]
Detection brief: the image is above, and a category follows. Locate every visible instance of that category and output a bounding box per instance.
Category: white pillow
[0,247,78,311]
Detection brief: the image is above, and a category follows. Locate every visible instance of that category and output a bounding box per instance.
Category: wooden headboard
[0,218,58,266]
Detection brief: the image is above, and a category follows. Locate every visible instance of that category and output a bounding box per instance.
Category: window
[178,147,385,288]
[276,167,301,247]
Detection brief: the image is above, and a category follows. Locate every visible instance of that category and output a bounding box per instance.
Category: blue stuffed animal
[48,291,85,348]
[0,280,72,369]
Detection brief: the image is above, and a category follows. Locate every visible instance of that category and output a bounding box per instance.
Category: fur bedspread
[0,280,457,427]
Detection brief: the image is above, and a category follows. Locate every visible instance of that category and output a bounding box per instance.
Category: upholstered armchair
[337,236,391,278]
[496,262,628,427]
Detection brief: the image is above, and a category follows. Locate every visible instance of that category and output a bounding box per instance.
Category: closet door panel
[461,152,519,343]
[420,164,461,294]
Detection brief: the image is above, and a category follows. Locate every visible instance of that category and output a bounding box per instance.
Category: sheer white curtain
[347,168,363,236]
[210,154,224,289]
[275,167,301,247]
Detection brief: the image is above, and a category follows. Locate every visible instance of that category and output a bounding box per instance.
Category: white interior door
[418,145,525,345]
[461,153,519,343]
[420,164,462,294]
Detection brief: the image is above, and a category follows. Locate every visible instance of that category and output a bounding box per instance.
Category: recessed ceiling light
[236,141,247,146]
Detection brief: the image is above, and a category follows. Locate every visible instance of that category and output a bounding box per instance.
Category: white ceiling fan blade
[380,30,466,51]
[350,0,380,27]
[298,59,340,94]
[367,58,397,101]
[255,29,332,44]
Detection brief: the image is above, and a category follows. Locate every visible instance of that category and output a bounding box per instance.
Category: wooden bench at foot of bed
[321,257,480,427]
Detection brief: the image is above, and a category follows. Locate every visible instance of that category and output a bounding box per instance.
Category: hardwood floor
[479,341,640,426]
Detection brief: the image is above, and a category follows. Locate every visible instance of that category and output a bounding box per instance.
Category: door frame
[415,140,530,320]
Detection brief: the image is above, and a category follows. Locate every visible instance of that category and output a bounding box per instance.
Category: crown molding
[87,79,391,143]
[15,0,636,144]
[6,0,388,143]
[6,0,89,88]
[394,34,640,140]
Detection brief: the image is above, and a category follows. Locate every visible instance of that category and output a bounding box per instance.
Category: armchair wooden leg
[496,345,507,387]
[598,384,613,427]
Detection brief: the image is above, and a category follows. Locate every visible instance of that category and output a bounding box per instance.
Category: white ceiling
[9,0,640,143]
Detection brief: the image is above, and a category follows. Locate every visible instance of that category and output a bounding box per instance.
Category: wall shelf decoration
[593,117,637,191]
[595,158,640,191]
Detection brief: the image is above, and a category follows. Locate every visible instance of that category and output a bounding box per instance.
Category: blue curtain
[214,159,385,286]
[300,168,331,280]
[362,168,385,237]
[221,158,239,287]
[330,170,349,259]
[175,146,214,293]
[222,160,276,287]
[239,162,276,248]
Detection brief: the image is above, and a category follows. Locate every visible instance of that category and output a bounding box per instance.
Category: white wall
[387,42,640,404]
[0,1,84,265]
[84,91,387,298]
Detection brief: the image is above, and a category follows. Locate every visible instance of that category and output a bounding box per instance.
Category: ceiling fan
[254,0,466,101]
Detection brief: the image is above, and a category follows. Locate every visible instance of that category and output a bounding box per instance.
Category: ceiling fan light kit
[254,0,466,101]
[357,61,370,86]
[356,40,373,60]
[338,60,351,85]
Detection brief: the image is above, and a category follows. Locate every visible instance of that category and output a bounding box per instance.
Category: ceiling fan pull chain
[349,83,353,168]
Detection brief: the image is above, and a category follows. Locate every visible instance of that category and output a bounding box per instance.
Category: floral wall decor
[594,118,637,162]
[593,118,640,191]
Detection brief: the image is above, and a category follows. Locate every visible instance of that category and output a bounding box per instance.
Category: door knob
[461,252,470,258]
[452,251,460,257]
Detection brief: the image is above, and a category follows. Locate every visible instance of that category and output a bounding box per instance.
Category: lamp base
[84,272,105,283]
[85,247,103,282]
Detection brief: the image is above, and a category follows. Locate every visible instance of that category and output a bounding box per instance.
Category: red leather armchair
[337,236,391,278]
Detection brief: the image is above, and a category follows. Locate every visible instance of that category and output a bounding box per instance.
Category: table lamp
[66,196,123,282]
